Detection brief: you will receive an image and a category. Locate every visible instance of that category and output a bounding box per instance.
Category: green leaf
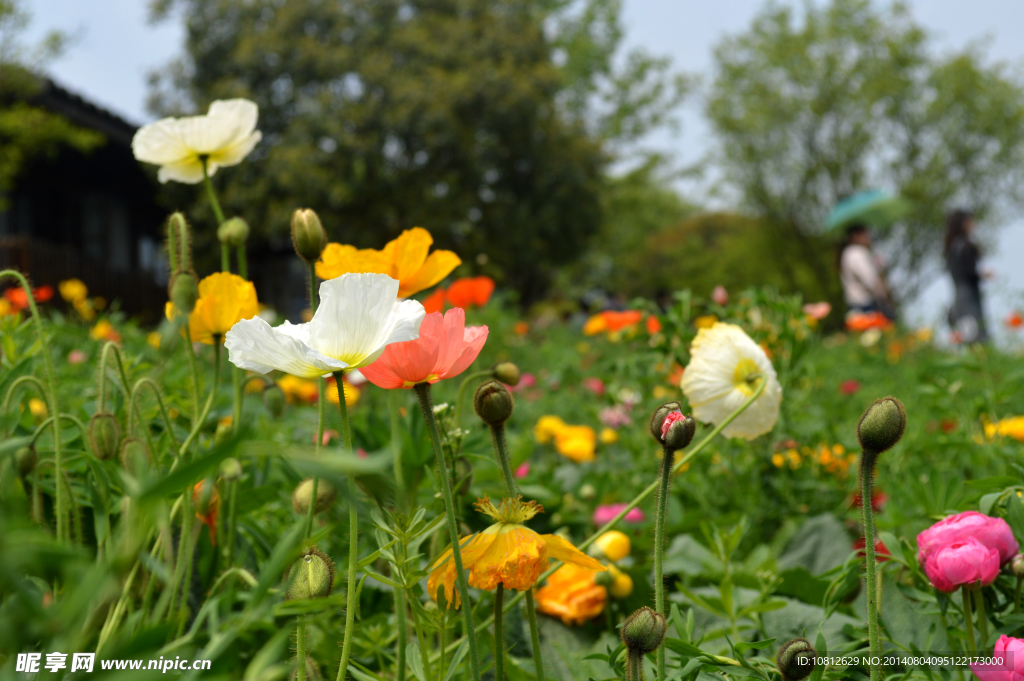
[406,641,426,681]
[663,637,706,657]
[735,638,776,653]
[775,567,830,607]
[980,492,1002,515]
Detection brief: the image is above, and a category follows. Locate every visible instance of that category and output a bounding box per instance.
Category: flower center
[732,358,762,396]
[402,374,439,388]
[474,496,543,524]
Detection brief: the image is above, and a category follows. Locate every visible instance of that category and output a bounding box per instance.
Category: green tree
[0,0,103,210]
[148,0,688,303]
[707,0,1024,305]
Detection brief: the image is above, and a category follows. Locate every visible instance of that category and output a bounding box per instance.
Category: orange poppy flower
[845,311,893,332]
[315,227,461,298]
[446,276,494,309]
[428,497,604,609]
[535,563,606,626]
[422,287,447,314]
[645,315,662,334]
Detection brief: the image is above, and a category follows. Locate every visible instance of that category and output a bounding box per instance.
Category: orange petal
[398,249,462,298]
[315,243,392,280]
[469,526,548,592]
[542,534,606,572]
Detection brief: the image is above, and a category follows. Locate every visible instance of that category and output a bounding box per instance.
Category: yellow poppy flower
[599,427,619,444]
[428,497,605,609]
[59,278,88,303]
[592,530,630,561]
[166,272,258,344]
[554,425,596,463]
[534,415,567,444]
[315,227,461,298]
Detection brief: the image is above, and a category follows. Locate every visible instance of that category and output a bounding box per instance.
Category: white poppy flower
[132,99,262,184]
[225,273,425,378]
[680,322,782,440]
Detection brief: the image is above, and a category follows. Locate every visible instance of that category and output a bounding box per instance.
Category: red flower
[939,418,957,433]
[645,315,662,334]
[840,379,860,395]
[1006,311,1023,330]
[582,377,606,396]
[446,276,495,309]
[422,287,447,314]
[853,537,890,562]
[851,491,888,513]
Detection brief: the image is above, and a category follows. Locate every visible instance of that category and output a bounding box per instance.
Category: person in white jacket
[838,224,894,319]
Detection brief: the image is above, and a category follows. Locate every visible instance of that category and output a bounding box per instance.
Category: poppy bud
[214,417,233,445]
[1012,554,1024,578]
[649,401,681,442]
[217,217,250,247]
[454,457,473,496]
[166,212,192,273]
[621,606,668,654]
[608,564,634,598]
[119,437,150,476]
[776,638,816,681]
[292,478,337,514]
[88,412,121,460]
[857,396,907,454]
[579,483,596,501]
[15,445,36,477]
[263,383,286,419]
[169,271,199,315]
[285,546,336,599]
[493,362,521,387]
[291,208,327,263]
[220,457,243,482]
[474,379,514,427]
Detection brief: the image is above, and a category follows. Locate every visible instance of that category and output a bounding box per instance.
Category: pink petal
[441,325,489,380]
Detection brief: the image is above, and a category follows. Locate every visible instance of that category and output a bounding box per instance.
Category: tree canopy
[148,0,688,303]
[707,0,1024,305]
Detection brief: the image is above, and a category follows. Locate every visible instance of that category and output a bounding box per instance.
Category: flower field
[4,98,1024,681]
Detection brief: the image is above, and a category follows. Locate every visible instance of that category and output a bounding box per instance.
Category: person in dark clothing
[945,210,988,343]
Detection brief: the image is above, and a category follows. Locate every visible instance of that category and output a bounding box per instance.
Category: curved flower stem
[860,451,882,681]
[307,262,318,316]
[414,382,482,681]
[0,270,62,541]
[225,478,238,567]
[626,650,644,681]
[963,585,977,654]
[654,446,675,681]
[455,370,493,428]
[390,391,406,511]
[183,321,202,424]
[335,371,361,681]
[297,615,307,681]
[232,367,243,434]
[1,375,49,414]
[428,377,767,664]
[201,159,226,226]
[1016,576,1022,614]
[974,588,989,649]
[128,377,179,452]
[523,590,544,681]
[489,424,517,495]
[494,585,504,681]
[304,377,326,539]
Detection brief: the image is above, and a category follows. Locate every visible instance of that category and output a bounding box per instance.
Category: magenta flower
[593,503,645,526]
[970,635,1024,681]
[514,462,530,479]
[923,537,1000,593]
[509,373,537,392]
[917,511,1019,566]
[599,405,632,429]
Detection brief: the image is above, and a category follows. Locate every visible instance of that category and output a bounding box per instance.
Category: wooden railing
[0,236,166,322]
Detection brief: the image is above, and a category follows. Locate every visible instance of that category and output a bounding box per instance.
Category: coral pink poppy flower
[802,302,832,320]
[917,510,1019,566]
[971,635,1024,681]
[361,307,488,388]
[712,285,728,306]
[923,537,1000,593]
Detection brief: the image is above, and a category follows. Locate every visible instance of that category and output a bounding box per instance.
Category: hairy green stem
[304,376,326,538]
[237,246,248,280]
[335,371,360,681]
[232,367,243,434]
[396,587,408,681]
[494,585,505,681]
[429,377,768,664]
[415,382,482,681]
[297,615,307,681]
[308,261,318,315]
[654,446,675,680]
[963,585,977,653]
[221,244,230,273]
[390,391,406,511]
[490,424,517,495]
[1,374,49,414]
[201,159,226,226]
[974,588,989,649]
[225,479,238,567]
[524,590,544,681]
[183,321,202,423]
[626,650,644,681]
[0,270,63,542]
[128,377,179,451]
[861,451,882,681]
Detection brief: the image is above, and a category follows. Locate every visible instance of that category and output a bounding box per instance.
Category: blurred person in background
[838,224,895,320]
[945,209,989,343]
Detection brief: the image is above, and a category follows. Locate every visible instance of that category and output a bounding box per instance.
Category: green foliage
[707,0,1024,304]
[0,1,103,210]
[147,0,688,302]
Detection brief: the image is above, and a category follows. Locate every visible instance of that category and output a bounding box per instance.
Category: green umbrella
[826,190,912,231]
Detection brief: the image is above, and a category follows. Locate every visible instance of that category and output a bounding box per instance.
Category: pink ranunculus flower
[361,308,488,389]
[923,537,1000,593]
[917,510,1019,566]
[802,302,832,320]
[971,635,1024,681]
[514,462,530,479]
[593,503,645,526]
[712,285,728,306]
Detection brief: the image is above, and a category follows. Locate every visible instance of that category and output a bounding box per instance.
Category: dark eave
[30,78,138,147]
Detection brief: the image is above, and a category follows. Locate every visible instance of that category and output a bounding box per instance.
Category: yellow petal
[388,228,433,281]
[315,243,392,280]
[469,526,548,592]
[398,249,462,298]
[427,531,498,609]
[543,534,606,572]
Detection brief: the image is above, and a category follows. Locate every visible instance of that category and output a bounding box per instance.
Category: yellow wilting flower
[680,322,782,440]
[534,563,607,626]
[166,272,258,344]
[315,227,461,298]
[428,496,605,609]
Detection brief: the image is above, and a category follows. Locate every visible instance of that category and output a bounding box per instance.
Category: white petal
[308,273,426,368]
[132,118,193,165]
[209,130,262,168]
[208,99,259,138]
[157,158,206,185]
[225,316,348,378]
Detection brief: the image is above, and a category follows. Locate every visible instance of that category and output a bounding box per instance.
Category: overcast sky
[22,0,1024,339]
